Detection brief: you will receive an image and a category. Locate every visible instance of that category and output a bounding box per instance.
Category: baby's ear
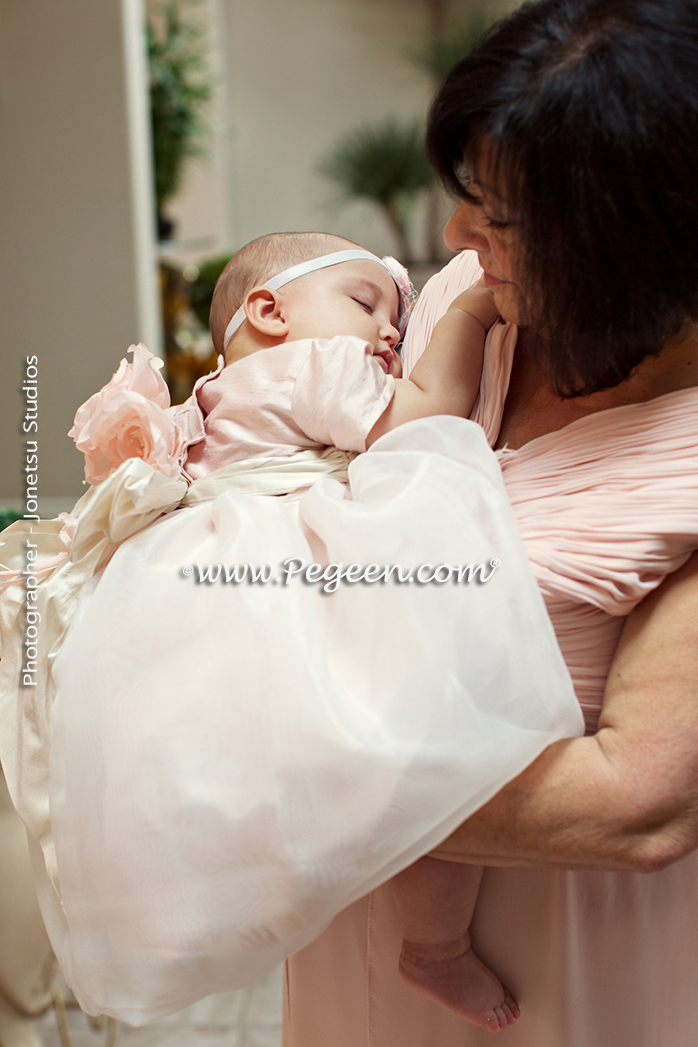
[244,286,288,337]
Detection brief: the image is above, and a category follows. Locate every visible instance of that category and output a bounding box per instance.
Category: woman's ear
[243,286,289,338]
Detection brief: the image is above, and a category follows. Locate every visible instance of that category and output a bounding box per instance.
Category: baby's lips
[373,347,393,373]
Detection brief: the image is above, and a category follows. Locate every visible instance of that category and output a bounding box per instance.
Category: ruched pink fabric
[284,250,698,1047]
[405,252,698,734]
[499,392,698,732]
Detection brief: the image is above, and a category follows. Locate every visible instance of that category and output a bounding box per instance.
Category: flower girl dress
[0,341,582,1024]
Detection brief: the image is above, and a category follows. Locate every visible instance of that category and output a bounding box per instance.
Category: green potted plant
[188,253,233,328]
[148,0,213,239]
[319,119,435,265]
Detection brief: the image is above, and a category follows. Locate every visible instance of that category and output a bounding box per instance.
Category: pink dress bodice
[183,336,394,478]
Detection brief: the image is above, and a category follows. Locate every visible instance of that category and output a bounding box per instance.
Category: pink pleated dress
[283,251,698,1047]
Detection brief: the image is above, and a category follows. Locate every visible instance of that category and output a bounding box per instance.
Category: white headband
[222,249,413,351]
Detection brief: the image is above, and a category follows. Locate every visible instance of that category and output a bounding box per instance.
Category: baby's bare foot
[398,935,520,1032]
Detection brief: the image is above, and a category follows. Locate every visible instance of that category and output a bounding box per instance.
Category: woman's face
[443,157,527,326]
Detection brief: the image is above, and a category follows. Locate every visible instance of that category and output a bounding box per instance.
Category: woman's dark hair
[426,0,698,396]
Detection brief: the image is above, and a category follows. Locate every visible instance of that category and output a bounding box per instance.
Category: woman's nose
[444,202,491,253]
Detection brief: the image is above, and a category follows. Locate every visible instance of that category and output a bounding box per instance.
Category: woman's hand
[432,550,698,873]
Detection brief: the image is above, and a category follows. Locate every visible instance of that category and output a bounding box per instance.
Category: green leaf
[0,508,23,532]
[188,254,234,327]
[147,0,213,211]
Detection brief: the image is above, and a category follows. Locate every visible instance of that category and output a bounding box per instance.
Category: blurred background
[0,0,518,510]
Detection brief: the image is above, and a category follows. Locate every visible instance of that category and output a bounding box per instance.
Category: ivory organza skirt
[2,417,582,1024]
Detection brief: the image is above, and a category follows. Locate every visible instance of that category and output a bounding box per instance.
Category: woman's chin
[492,287,526,326]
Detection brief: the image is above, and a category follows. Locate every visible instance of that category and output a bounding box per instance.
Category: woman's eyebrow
[465,183,515,222]
[469,179,503,201]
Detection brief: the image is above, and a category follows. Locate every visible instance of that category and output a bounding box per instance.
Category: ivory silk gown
[283,251,698,1047]
[0,332,582,1023]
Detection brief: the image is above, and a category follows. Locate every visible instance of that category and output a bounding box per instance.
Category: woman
[284,1,698,1044]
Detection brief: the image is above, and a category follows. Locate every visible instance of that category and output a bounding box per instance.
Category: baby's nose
[382,323,401,350]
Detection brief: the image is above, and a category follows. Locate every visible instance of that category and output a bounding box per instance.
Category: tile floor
[40,967,283,1047]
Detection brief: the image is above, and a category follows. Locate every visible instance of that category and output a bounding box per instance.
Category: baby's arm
[366,285,498,447]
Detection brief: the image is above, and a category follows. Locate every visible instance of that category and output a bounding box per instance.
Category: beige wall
[225,0,432,257]
[0,0,517,502]
[166,0,517,262]
[0,0,160,503]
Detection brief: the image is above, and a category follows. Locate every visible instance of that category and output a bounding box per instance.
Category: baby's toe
[499,1001,517,1027]
[484,997,520,1032]
[503,987,520,1020]
[484,1010,502,1033]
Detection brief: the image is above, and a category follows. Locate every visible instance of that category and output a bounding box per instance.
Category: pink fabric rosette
[69,344,186,485]
[381,256,417,336]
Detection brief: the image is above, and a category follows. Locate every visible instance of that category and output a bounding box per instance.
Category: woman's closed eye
[462,185,516,231]
[483,215,513,231]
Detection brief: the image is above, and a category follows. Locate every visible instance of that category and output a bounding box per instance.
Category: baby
[204,230,518,1032]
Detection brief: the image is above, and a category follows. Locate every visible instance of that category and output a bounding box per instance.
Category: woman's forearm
[431,733,675,872]
[433,553,698,873]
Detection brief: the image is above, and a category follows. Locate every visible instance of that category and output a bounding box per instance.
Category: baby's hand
[447,285,500,334]
[366,281,490,446]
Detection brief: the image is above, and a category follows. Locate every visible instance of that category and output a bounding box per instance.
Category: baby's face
[281,260,403,377]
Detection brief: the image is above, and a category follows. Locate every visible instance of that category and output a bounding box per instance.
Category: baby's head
[210,232,413,377]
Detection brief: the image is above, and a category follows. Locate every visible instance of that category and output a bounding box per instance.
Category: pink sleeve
[401,251,483,378]
[291,336,395,453]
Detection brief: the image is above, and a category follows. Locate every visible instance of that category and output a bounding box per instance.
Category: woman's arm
[432,550,698,873]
